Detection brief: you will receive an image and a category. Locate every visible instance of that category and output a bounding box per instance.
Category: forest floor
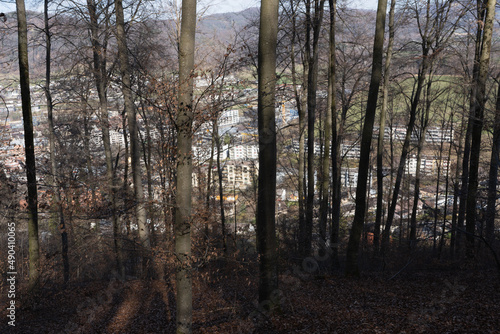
[1,256,500,334]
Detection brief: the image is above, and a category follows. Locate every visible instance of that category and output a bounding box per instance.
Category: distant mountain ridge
[196,7,259,44]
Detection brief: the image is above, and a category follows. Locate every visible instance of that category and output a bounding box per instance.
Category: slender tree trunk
[327,0,341,268]
[115,0,151,256]
[88,0,113,191]
[451,115,464,257]
[465,0,496,259]
[486,79,500,245]
[257,0,279,308]
[83,112,93,178]
[410,70,434,245]
[345,0,388,277]
[215,123,227,254]
[305,0,325,257]
[298,92,307,253]
[457,117,472,256]
[204,126,215,241]
[45,0,69,283]
[438,108,453,257]
[17,0,40,292]
[88,0,123,275]
[288,1,306,254]
[381,52,430,256]
[122,111,131,236]
[374,0,395,255]
[300,0,312,258]
[175,0,196,332]
[457,2,486,257]
[138,95,156,246]
[319,43,332,254]
[433,114,446,255]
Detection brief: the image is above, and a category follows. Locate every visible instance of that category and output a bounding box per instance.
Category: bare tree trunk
[257,0,279,308]
[327,0,340,268]
[175,0,196,332]
[288,1,307,254]
[319,9,332,254]
[465,0,496,259]
[214,122,227,254]
[122,111,131,236]
[87,0,113,191]
[345,0,388,277]
[374,0,395,255]
[437,107,453,257]
[115,0,151,257]
[486,79,500,245]
[381,50,430,256]
[138,93,156,246]
[304,0,325,257]
[17,0,40,292]
[87,0,123,275]
[45,0,69,283]
[83,112,93,178]
[410,68,434,245]
[204,127,215,241]
[457,2,486,257]
[300,0,312,258]
[451,115,465,257]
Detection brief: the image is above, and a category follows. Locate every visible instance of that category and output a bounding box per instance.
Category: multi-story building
[219,109,241,127]
[341,168,358,188]
[109,129,125,147]
[379,125,453,144]
[426,127,453,144]
[228,145,258,160]
[221,160,258,189]
[341,143,361,159]
[406,155,450,176]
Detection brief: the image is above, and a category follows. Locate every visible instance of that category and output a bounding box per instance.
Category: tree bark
[175,0,196,332]
[304,0,325,258]
[89,0,123,275]
[257,0,279,308]
[450,116,464,258]
[45,0,69,283]
[204,124,215,241]
[465,0,496,259]
[327,0,340,268]
[374,0,395,255]
[319,1,332,254]
[456,2,486,257]
[288,0,307,256]
[345,0,387,277]
[410,67,434,245]
[115,0,151,255]
[486,79,500,245]
[17,0,40,292]
[215,122,227,254]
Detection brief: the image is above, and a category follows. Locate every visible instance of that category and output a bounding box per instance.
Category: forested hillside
[1,0,499,333]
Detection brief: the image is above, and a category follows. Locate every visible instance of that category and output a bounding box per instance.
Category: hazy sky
[207,0,379,14]
[1,0,380,15]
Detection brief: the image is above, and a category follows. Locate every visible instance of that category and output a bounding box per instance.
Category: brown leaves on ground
[1,263,499,333]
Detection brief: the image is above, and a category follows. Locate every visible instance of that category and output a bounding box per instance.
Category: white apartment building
[193,144,258,163]
[341,143,361,159]
[341,168,358,188]
[405,155,450,176]
[229,145,258,160]
[219,109,241,127]
[109,129,125,147]
[426,127,453,144]
[381,126,453,144]
[90,128,126,148]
